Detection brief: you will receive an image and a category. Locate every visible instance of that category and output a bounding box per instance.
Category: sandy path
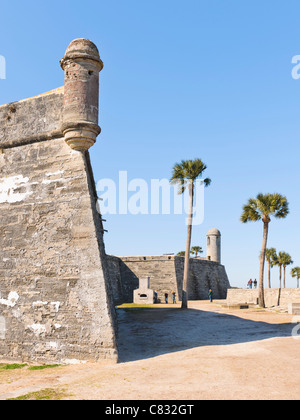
[0,302,299,400]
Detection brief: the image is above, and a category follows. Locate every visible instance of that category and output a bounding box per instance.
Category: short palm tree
[281,252,293,288]
[170,159,211,309]
[241,193,289,307]
[177,251,186,257]
[265,248,277,288]
[291,267,300,288]
[274,251,293,289]
[273,251,284,289]
[191,246,203,258]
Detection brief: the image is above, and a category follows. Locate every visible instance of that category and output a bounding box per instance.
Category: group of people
[154,289,214,304]
[247,279,258,289]
[153,290,178,304]
[165,291,177,304]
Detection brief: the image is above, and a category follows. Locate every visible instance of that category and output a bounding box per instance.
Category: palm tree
[177,251,186,257]
[274,252,293,289]
[265,248,277,288]
[273,251,284,289]
[291,267,300,288]
[281,252,293,288]
[191,246,203,258]
[170,159,211,309]
[241,193,289,308]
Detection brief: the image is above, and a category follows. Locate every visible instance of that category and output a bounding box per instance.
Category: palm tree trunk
[258,221,268,308]
[268,261,271,289]
[283,266,286,289]
[182,182,194,309]
[277,264,282,306]
[279,265,282,289]
[298,276,299,289]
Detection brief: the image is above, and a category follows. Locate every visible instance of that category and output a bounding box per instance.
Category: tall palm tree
[265,248,277,288]
[170,159,211,309]
[241,193,289,308]
[291,267,300,288]
[191,246,203,258]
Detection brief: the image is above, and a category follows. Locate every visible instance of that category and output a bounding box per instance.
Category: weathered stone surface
[0,137,118,363]
[60,39,103,151]
[0,88,64,149]
[227,288,300,309]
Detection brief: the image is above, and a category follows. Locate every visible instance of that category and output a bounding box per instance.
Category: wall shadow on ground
[116,308,293,363]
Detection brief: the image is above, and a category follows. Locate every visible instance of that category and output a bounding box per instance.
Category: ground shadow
[117,307,293,363]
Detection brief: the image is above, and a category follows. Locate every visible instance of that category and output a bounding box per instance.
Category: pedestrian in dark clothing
[172,291,176,304]
[165,293,169,304]
[208,289,213,303]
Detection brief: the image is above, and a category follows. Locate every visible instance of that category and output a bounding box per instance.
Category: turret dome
[207,228,221,236]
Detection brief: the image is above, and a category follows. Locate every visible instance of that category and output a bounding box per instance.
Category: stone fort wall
[107,255,231,303]
[0,40,118,364]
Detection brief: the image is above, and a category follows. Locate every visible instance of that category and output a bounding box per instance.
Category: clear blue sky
[1,0,300,288]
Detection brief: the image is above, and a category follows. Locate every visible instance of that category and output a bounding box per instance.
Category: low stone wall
[227,288,300,308]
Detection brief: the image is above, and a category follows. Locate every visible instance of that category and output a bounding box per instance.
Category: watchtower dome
[207,228,221,264]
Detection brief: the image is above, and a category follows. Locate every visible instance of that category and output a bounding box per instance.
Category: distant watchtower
[207,228,221,264]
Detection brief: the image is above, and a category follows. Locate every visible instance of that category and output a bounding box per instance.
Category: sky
[1,0,300,288]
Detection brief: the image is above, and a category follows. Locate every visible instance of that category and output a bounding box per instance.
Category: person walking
[208,289,213,303]
[165,293,169,304]
[172,291,177,304]
[254,279,257,289]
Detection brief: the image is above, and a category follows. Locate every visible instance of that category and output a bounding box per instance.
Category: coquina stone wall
[227,288,300,308]
[0,39,118,364]
[107,255,230,303]
[0,107,117,362]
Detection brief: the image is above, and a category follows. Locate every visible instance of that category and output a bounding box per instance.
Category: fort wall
[107,255,230,303]
[0,40,118,364]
